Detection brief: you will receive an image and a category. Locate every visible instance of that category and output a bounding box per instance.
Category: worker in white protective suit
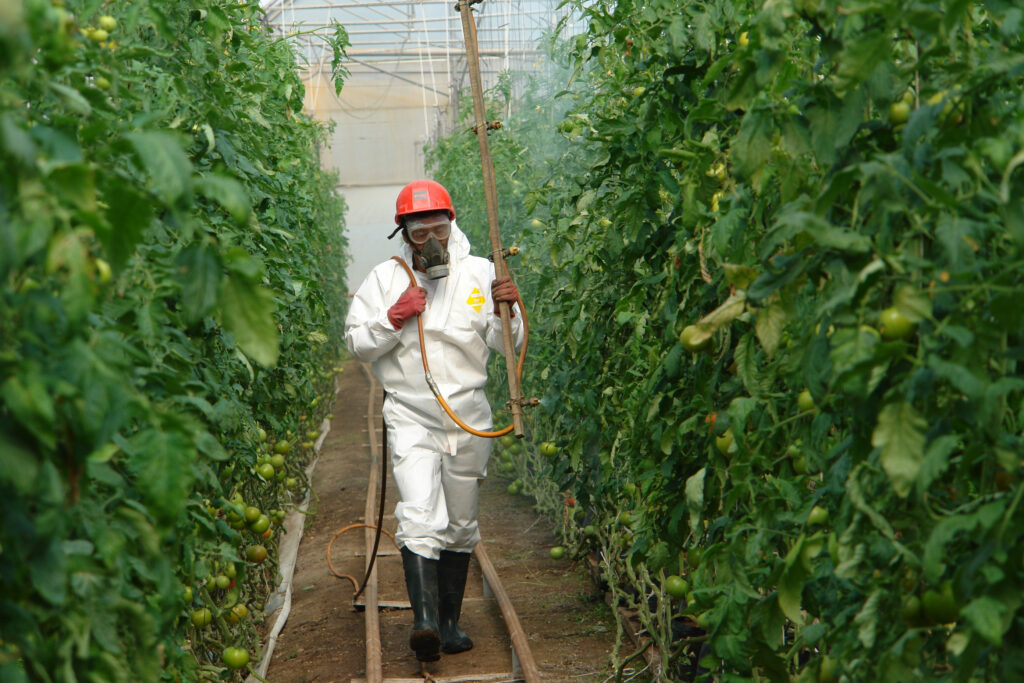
[344,179,523,663]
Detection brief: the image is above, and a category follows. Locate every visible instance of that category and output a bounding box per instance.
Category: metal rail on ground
[362,366,384,683]
[351,364,540,683]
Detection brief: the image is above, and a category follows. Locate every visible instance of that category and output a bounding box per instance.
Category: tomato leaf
[99,182,153,269]
[0,433,40,494]
[893,284,932,323]
[734,332,761,396]
[749,250,802,299]
[922,502,1004,583]
[806,89,865,166]
[835,34,890,94]
[688,293,747,347]
[928,357,986,399]
[47,82,92,117]
[732,110,773,181]
[961,596,1009,646]
[754,300,787,357]
[685,467,706,535]
[1,373,56,451]
[218,276,280,368]
[30,539,68,606]
[122,429,194,525]
[855,590,882,648]
[935,214,984,268]
[779,536,808,625]
[176,244,222,324]
[126,131,192,204]
[872,402,926,498]
[723,263,759,291]
[916,434,959,493]
[194,174,251,225]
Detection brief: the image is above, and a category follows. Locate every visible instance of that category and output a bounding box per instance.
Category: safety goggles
[405,215,452,244]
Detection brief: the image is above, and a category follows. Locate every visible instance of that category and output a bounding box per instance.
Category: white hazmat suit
[344,223,523,560]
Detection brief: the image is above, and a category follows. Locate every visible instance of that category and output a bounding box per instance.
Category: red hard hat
[394,179,456,225]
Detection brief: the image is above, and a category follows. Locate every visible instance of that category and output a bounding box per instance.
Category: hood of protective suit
[401,219,472,271]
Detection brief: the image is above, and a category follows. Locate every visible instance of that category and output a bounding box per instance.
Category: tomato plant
[1,0,349,678]
[430,0,1024,679]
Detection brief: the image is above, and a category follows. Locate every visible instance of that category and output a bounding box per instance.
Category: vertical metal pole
[456,0,525,438]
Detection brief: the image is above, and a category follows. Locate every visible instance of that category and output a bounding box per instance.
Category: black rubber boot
[401,547,441,662]
[438,550,474,654]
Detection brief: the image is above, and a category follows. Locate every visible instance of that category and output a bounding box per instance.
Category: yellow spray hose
[391,255,528,438]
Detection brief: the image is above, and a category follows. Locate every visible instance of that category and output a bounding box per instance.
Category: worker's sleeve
[345,269,402,363]
[486,303,524,356]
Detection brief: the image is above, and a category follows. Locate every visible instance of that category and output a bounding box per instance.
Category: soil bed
[264,359,617,682]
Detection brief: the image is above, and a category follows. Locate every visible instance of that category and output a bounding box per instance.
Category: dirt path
[264,359,617,682]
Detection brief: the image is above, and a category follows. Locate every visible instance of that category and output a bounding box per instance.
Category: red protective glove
[387,286,426,330]
[491,277,518,317]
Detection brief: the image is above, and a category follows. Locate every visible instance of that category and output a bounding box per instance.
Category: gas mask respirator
[417,235,450,280]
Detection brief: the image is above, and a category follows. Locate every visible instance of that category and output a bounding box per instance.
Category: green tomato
[190,607,212,628]
[922,581,959,624]
[222,647,250,670]
[249,514,271,534]
[549,546,566,560]
[879,307,915,340]
[818,655,838,683]
[245,544,268,564]
[901,594,923,625]
[679,324,711,352]
[98,15,117,31]
[214,574,230,589]
[270,454,286,469]
[257,463,275,480]
[890,100,911,124]
[244,506,261,523]
[807,505,829,526]
[94,258,113,286]
[797,389,816,412]
[664,575,689,600]
[715,428,734,456]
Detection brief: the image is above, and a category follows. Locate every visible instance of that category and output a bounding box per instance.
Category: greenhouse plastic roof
[260,0,579,84]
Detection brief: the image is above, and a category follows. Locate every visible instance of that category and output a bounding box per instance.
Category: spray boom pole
[456,0,525,438]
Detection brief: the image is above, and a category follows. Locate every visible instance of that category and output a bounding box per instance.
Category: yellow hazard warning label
[466,287,485,313]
